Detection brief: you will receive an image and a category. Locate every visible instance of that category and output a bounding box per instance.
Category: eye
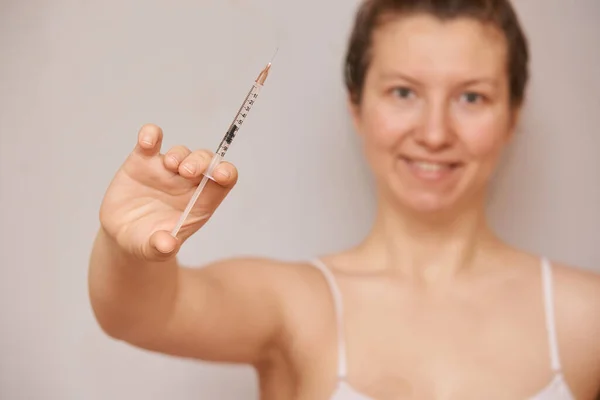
[460,91,485,104]
[392,87,415,99]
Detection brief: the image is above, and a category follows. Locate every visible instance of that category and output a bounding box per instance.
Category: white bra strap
[541,257,562,372]
[308,259,348,379]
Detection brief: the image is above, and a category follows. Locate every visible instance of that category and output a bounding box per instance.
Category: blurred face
[350,14,519,214]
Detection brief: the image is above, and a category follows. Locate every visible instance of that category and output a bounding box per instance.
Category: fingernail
[215,168,230,178]
[142,136,153,145]
[183,163,195,174]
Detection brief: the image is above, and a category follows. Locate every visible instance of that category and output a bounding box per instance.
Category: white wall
[0,0,598,399]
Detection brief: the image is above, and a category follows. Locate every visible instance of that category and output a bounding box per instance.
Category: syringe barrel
[214,81,263,158]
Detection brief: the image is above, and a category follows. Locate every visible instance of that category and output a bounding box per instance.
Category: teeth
[412,161,446,172]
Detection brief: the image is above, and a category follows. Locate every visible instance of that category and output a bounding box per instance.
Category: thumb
[145,230,180,261]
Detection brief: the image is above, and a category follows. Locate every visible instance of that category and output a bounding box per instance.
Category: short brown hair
[344,0,530,108]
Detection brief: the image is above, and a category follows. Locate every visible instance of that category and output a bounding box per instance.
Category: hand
[99,124,238,262]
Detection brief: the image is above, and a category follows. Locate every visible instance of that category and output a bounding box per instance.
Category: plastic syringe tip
[255,47,278,85]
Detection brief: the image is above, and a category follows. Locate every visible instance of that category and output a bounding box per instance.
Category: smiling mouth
[400,156,463,170]
[400,156,464,184]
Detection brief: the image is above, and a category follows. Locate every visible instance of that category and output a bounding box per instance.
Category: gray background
[0,0,598,399]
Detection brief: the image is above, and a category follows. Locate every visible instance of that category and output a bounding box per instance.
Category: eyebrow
[378,71,499,88]
[379,72,422,85]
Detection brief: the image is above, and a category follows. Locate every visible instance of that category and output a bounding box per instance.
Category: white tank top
[307,257,575,400]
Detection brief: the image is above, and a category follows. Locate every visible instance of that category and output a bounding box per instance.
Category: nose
[414,100,454,151]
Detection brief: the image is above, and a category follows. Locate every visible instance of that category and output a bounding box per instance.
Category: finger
[135,123,164,156]
[210,161,239,189]
[146,230,180,261]
[163,145,192,173]
[178,149,214,182]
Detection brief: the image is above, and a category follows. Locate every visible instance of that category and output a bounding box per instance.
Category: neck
[357,193,500,282]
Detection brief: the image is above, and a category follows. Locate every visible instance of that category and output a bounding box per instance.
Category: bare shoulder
[551,260,600,324]
[212,255,337,317]
[550,260,600,386]
[181,255,335,333]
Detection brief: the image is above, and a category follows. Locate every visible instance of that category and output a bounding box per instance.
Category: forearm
[88,227,180,340]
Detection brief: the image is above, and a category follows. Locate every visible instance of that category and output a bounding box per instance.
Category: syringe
[171,56,275,237]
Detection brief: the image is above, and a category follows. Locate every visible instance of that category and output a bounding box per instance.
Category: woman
[89,0,600,398]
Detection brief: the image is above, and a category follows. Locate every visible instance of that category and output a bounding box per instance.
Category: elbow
[88,296,161,348]
[89,301,130,341]
[88,287,137,341]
